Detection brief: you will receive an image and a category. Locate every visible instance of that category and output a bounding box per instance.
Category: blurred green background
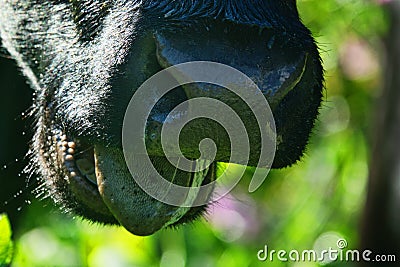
[0,0,390,266]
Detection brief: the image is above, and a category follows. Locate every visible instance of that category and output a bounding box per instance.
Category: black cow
[0,0,323,236]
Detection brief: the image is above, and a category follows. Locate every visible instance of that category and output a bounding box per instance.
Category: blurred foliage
[5,0,389,266]
[0,214,13,266]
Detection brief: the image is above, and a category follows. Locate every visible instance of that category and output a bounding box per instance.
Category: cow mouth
[51,130,214,236]
[52,132,105,212]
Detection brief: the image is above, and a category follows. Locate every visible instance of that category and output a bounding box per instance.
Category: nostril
[154,24,308,110]
[257,53,308,109]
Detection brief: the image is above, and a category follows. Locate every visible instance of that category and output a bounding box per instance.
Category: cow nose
[139,24,306,166]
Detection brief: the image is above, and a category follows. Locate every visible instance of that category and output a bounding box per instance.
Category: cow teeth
[53,130,96,185]
[68,141,76,149]
[65,154,74,161]
[76,158,95,176]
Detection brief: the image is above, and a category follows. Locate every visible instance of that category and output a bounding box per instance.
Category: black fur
[0,0,323,235]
